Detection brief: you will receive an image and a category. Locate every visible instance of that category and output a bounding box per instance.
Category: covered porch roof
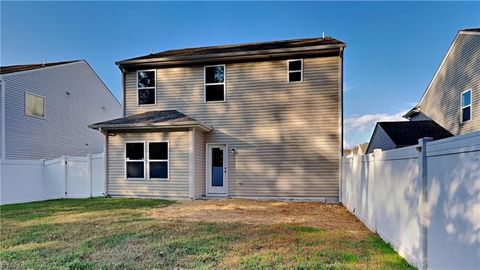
[89,110,213,132]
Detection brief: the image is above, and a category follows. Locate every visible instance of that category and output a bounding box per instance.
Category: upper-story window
[205,65,225,102]
[288,59,303,83]
[461,89,472,122]
[137,70,156,105]
[25,92,45,118]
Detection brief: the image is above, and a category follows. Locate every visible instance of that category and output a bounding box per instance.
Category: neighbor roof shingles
[117,37,345,65]
[378,120,453,147]
[0,60,80,75]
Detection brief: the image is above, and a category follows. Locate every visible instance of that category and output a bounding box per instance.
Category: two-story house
[0,60,121,160]
[366,28,479,154]
[90,37,345,200]
[404,28,479,133]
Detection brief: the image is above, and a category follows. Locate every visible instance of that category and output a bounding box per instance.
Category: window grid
[137,70,156,106]
[147,141,169,180]
[288,59,303,83]
[204,65,226,102]
[461,89,472,123]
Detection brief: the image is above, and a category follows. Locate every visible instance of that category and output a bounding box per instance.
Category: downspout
[338,47,344,203]
[100,128,108,196]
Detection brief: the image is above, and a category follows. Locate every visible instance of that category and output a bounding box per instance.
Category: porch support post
[188,128,196,199]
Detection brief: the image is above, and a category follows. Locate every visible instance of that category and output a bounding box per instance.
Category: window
[25,92,45,118]
[148,142,169,179]
[461,90,472,122]
[205,65,225,102]
[125,142,145,179]
[137,70,156,105]
[288,59,303,82]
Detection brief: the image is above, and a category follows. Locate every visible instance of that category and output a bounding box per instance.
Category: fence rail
[341,132,480,270]
[1,153,105,205]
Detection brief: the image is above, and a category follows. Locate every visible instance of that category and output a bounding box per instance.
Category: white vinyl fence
[341,132,480,270]
[0,153,105,205]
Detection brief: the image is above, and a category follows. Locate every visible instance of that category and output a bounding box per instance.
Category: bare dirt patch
[149,199,366,231]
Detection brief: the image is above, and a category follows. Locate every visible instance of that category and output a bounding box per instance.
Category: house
[0,60,121,160]
[90,37,345,200]
[367,28,478,154]
[365,120,452,154]
[404,28,480,134]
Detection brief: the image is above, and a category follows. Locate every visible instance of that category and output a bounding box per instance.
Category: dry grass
[0,198,415,269]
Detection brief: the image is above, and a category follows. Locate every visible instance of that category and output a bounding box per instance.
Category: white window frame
[147,141,170,180]
[25,91,45,119]
[136,70,156,106]
[204,64,226,102]
[287,59,303,83]
[460,89,472,123]
[124,141,146,180]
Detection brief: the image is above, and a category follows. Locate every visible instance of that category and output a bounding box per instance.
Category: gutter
[89,122,213,133]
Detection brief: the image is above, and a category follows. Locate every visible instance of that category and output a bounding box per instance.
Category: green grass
[0,198,415,269]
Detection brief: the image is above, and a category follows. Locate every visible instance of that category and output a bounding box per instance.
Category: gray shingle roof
[378,120,452,147]
[0,60,80,75]
[117,37,345,66]
[89,110,212,131]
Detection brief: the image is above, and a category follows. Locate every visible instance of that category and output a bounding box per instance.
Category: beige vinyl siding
[124,56,341,198]
[194,129,205,197]
[107,130,190,198]
[414,33,480,135]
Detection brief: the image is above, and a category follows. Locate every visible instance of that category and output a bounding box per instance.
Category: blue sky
[1,2,479,147]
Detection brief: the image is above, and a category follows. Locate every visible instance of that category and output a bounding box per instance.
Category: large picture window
[25,92,45,118]
[205,65,225,102]
[137,70,156,105]
[148,142,169,179]
[461,89,472,123]
[125,142,145,179]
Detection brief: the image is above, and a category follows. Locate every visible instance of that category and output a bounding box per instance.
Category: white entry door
[206,144,228,196]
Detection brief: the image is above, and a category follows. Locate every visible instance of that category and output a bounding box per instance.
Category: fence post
[40,159,46,201]
[87,153,92,198]
[372,148,382,233]
[418,137,432,270]
[62,155,68,198]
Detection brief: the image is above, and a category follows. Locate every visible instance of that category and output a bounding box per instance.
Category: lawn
[0,198,414,269]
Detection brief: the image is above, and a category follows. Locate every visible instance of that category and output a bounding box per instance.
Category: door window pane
[212,148,224,187]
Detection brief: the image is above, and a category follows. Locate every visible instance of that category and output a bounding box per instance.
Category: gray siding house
[405,28,480,134]
[91,37,345,200]
[365,121,452,154]
[0,60,121,160]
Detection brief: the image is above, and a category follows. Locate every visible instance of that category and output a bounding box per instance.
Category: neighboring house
[0,60,121,160]
[365,120,452,154]
[404,28,480,134]
[90,37,345,200]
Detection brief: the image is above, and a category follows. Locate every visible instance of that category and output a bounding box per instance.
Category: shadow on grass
[0,197,174,221]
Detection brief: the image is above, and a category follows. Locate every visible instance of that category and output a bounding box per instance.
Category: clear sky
[1,1,479,147]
